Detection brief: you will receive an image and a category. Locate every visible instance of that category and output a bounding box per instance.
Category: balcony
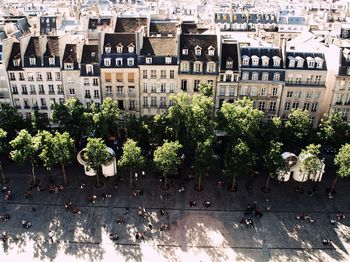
[49,91,55,95]
[39,91,45,95]
[19,78,25,81]
[30,91,36,95]
[94,95,100,99]
[24,105,30,109]
[10,77,16,81]
[335,101,343,105]
[15,105,21,109]
[57,91,64,95]
[13,91,18,95]
[128,92,136,97]
[85,95,91,99]
[28,77,34,81]
[105,93,113,97]
[285,81,326,87]
[116,92,125,97]
[22,91,28,95]
[32,105,39,110]
[41,105,48,110]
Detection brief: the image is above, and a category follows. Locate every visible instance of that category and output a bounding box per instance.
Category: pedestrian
[48,230,54,243]
[24,191,32,199]
[204,201,211,208]
[142,171,145,177]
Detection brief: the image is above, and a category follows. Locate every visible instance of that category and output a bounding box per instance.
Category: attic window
[208,46,215,56]
[182,49,188,55]
[261,56,269,66]
[91,52,96,57]
[288,57,295,67]
[49,56,55,66]
[252,56,259,66]
[117,46,123,53]
[29,57,36,66]
[146,57,152,64]
[273,56,281,67]
[316,59,323,69]
[128,45,134,53]
[307,57,315,68]
[64,63,73,69]
[105,46,111,54]
[13,59,20,66]
[242,56,249,66]
[165,56,172,64]
[226,60,233,69]
[104,58,111,67]
[195,46,202,56]
[86,64,93,74]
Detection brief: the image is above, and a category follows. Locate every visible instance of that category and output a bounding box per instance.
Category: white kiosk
[77,147,117,177]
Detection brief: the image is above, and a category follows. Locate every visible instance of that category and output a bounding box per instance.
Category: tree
[0,128,8,184]
[0,105,28,139]
[83,138,112,187]
[198,82,213,97]
[331,144,350,195]
[10,130,41,185]
[283,109,311,151]
[32,109,50,133]
[263,141,287,192]
[193,138,214,191]
[51,98,90,144]
[38,131,55,181]
[223,139,253,192]
[154,140,182,189]
[88,98,121,138]
[118,139,145,188]
[298,144,321,192]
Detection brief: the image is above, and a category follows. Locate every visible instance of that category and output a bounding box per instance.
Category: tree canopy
[154,140,182,178]
[334,143,350,179]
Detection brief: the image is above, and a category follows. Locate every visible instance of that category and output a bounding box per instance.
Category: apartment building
[239,47,285,119]
[0,42,11,105]
[80,44,101,106]
[100,33,140,115]
[281,51,327,126]
[216,41,240,109]
[7,35,65,118]
[178,33,219,96]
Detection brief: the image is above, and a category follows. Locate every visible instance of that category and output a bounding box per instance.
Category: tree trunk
[197,174,202,190]
[0,161,7,184]
[96,167,101,187]
[231,177,236,191]
[298,172,306,192]
[31,161,37,185]
[129,167,133,188]
[330,176,338,194]
[61,163,67,185]
[164,174,168,189]
[265,175,271,192]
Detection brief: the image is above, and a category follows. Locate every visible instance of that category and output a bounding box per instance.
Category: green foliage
[198,83,213,97]
[300,144,321,176]
[264,141,287,178]
[10,129,41,164]
[154,140,182,177]
[0,105,28,139]
[83,138,112,172]
[88,98,121,138]
[193,138,214,176]
[334,144,350,178]
[284,109,311,150]
[32,109,50,132]
[118,139,145,170]
[0,128,8,157]
[223,139,253,178]
[38,131,55,168]
[51,98,90,142]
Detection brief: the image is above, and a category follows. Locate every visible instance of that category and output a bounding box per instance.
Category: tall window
[181,80,187,91]
[170,70,175,79]
[194,62,202,73]
[193,80,200,91]
[143,70,147,79]
[151,70,156,79]
[207,62,216,73]
[160,70,166,79]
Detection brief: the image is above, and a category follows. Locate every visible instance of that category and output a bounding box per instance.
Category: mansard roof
[240,47,284,69]
[103,33,136,54]
[7,42,22,70]
[114,17,148,33]
[81,45,99,64]
[179,34,218,62]
[221,42,239,71]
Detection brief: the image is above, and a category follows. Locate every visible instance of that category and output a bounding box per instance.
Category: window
[272,87,277,96]
[316,60,323,69]
[287,91,293,98]
[47,72,52,81]
[160,70,166,79]
[19,72,25,81]
[284,102,291,111]
[242,72,249,80]
[242,56,249,66]
[226,60,233,69]
[143,83,148,92]
[262,72,269,81]
[151,97,157,107]
[260,87,267,96]
[252,72,258,81]
[313,92,320,99]
[292,102,299,109]
[116,73,123,82]
[296,58,304,68]
[208,49,214,56]
[165,57,172,64]
[306,92,312,99]
[106,86,112,94]
[315,75,321,84]
[55,72,61,81]
[117,46,123,53]
[181,80,187,91]
[142,70,147,79]
[128,86,135,94]
[128,45,134,53]
[129,100,135,110]
[65,63,73,69]
[9,73,15,81]
[49,56,55,65]
[294,91,301,98]
[311,102,318,112]
[258,101,265,111]
[117,86,124,94]
[127,58,134,66]
[207,62,216,73]
[307,58,315,68]
[273,73,280,81]
[13,59,20,66]
[252,56,259,66]
[170,70,175,79]
[143,97,148,107]
[180,62,189,72]
[57,85,63,94]
[273,57,280,67]
[160,97,166,108]
[151,70,156,79]
[29,85,36,94]
[27,73,34,81]
[69,88,75,95]
[182,49,188,55]
[105,46,111,53]
[194,80,200,91]
[262,56,269,66]
[303,103,310,111]
[220,86,226,96]
[194,62,202,72]
[226,74,232,82]
[84,78,90,86]
[195,46,201,56]
[240,86,248,96]
[94,90,99,98]
[104,58,111,67]
[21,84,27,94]
[128,73,134,83]
[169,83,175,93]
[229,87,235,96]
[288,58,295,67]
[347,67,350,75]
[29,57,36,66]
[85,90,91,98]
[116,58,123,67]
[151,83,157,92]
[36,73,43,81]
[251,86,257,96]
[146,57,152,64]
[93,78,98,86]
[86,64,93,74]
[269,102,276,112]
[48,85,54,94]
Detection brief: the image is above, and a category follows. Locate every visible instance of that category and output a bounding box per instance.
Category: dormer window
[105,45,111,54]
[194,61,202,72]
[262,72,269,81]
[288,56,295,67]
[273,56,281,67]
[261,56,269,66]
[208,46,215,56]
[104,58,111,67]
[127,58,134,67]
[49,56,55,66]
[252,55,259,66]
[226,60,233,69]
[273,72,280,81]
[296,57,304,68]
[343,48,350,61]
[64,63,73,69]
[315,57,323,69]
[13,59,20,66]
[207,62,216,73]
[180,61,189,72]
[86,64,93,74]
[128,44,135,53]
[347,67,350,75]
[242,55,249,66]
[195,46,202,56]
[146,57,152,64]
[91,52,96,57]
[307,57,315,68]
[117,44,123,53]
[165,56,172,64]
[116,58,123,67]
[29,57,36,66]
[182,48,188,55]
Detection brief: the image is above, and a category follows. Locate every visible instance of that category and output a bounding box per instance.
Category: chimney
[280,37,286,68]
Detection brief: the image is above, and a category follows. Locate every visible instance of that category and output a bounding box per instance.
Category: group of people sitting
[240,201,263,229]
[22,220,31,229]
[295,213,314,223]
[48,184,65,194]
[65,202,81,215]
[330,212,345,225]
[0,214,11,222]
[3,190,12,200]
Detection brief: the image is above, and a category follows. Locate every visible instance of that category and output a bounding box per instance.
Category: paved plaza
[0,162,350,262]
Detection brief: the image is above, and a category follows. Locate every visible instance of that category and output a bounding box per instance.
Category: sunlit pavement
[0,162,349,261]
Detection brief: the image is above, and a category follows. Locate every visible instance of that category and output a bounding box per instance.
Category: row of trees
[0,83,350,195]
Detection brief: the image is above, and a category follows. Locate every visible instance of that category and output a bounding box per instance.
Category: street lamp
[181,154,185,178]
[47,166,52,184]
